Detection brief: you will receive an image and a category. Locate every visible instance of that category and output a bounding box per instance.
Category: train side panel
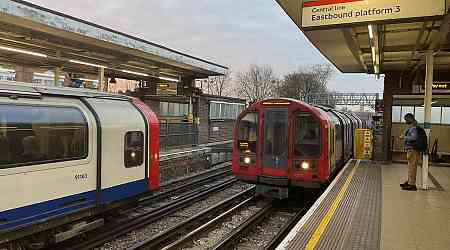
[0,96,97,231]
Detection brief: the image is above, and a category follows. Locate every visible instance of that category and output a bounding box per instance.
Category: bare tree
[236,64,277,102]
[198,69,232,96]
[278,64,333,103]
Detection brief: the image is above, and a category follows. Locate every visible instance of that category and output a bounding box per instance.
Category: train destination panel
[302,0,446,28]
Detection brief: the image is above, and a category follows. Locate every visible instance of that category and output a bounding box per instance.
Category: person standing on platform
[401,113,421,191]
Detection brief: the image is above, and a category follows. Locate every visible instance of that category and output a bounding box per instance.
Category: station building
[0,0,245,151]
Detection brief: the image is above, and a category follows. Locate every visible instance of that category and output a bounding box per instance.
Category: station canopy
[0,0,227,81]
[276,0,450,75]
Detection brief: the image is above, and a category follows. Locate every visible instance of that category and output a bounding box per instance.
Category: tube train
[232,98,368,199]
[0,81,159,246]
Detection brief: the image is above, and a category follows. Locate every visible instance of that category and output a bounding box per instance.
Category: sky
[28,0,383,93]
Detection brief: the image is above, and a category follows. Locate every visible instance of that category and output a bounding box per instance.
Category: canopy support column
[98,67,105,91]
[422,51,433,190]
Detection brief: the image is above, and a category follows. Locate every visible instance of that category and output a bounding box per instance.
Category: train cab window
[0,104,88,168]
[293,113,320,157]
[238,113,258,154]
[124,131,144,168]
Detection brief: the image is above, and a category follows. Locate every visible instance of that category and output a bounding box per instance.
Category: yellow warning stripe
[305,160,360,250]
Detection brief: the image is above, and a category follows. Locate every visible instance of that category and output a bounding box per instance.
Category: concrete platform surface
[276,161,450,250]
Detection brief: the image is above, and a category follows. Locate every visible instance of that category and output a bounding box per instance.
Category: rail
[61,177,238,250]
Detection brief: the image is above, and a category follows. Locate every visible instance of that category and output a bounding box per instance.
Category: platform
[277,160,450,250]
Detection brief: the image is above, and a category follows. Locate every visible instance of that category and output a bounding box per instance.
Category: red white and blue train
[232,98,367,199]
[0,81,159,245]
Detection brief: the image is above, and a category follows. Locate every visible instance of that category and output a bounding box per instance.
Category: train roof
[0,80,131,101]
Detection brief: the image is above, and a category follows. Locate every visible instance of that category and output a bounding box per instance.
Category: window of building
[210,102,245,120]
[442,107,450,125]
[431,107,442,124]
[0,105,88,168]
[32,73,65,87]
[393,105,448,125]
[159,102,190,117]
[392,106,401,122]
[401,106,415,122]
[124,131,144,168]
[414,106,424,124]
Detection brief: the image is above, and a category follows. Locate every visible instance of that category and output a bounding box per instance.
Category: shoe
[402,184,417,191]
[400,181,409,188]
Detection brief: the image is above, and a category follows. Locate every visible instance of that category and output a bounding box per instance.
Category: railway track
[46,162,237,250]
[134,197,312,250]
[59,177,240,250]
[127,187,258,250]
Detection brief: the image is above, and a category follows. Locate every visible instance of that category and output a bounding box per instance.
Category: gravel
[96,181,254,250]
[232,210,295,249]
[180,201,268,250]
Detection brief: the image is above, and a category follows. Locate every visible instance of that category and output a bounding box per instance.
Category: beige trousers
[406,150,421,185]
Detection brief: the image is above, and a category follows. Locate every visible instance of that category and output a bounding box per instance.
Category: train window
[124,131,144,168]
[293,113,321,157]
[238,113,258,154]
[0,104,88,168]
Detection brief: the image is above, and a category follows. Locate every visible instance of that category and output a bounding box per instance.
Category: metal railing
[159,120,198,150]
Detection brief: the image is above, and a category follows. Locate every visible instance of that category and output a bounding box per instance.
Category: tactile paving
[282,160,382,250]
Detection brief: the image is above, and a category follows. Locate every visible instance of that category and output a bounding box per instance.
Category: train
[232,98,368,199]
[0,81,159,246]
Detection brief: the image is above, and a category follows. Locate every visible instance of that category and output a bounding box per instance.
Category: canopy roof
[0,0,227,80]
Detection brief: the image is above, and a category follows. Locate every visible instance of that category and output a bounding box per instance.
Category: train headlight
[244,157,251,164]
[131,152,136,158]
[301,162,310,170]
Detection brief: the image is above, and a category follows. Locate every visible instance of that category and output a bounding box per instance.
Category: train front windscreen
[238,112,258,165]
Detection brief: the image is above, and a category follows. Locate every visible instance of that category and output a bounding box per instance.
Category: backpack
[412,126,428,152]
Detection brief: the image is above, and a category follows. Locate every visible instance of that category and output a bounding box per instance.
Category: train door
[84,98,147,203]
[262,109,289,170]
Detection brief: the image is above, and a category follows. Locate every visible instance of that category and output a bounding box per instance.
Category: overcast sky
[28,0,383,93]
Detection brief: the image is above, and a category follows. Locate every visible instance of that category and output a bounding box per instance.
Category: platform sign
[354,129,373,160]
[302,0,446,28]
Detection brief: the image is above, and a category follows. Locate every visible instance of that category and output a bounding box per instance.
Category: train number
[75,173,88,180]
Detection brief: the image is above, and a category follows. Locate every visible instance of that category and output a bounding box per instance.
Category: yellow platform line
[305,160,361,250]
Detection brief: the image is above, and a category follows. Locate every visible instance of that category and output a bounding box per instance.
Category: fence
[159,120,198,151]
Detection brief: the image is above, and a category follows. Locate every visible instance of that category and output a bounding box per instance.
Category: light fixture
[78,78,99,82]
[121,69,149,77]
[158,76,180,82]
[69,59,106,68]
[244,157,251,164]
[0,68,15,73]
[34,72,65,78]
[421,101,438,107]
[0,45,47,58]
[301,162,310,170]
[371,47,376,63]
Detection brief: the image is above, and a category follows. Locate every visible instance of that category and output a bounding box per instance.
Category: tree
[278,64,333,103]
[198,69,232,96]
[236,64,277,102]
